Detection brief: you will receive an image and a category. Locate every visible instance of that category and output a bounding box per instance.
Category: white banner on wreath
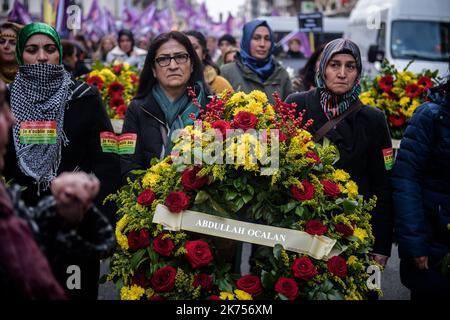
[153,204,343,261]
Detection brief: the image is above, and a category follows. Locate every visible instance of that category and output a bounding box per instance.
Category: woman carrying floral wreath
[120,31,208,182]
[286,39,394,267]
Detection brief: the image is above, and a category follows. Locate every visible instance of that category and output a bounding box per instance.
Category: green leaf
[233,179,241,189]
[247,184,255,196]
[273,244,283,261]
[242,193,253,204]
[194,191,210,204]
[295,205,305,218]
[225,191,238,201]
[343,199,358,213]
[147,246,159,263]
[130,249,146,270]
[261,270,276,289]
[277,293,289,300]
[282,201,297,214]
[217,277,234,292]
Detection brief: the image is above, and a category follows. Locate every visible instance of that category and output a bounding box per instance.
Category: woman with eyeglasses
[120,31,207,182]
[3,23,119,299]
[220,20,293,104]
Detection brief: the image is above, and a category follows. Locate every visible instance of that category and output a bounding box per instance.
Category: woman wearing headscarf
[221,20,293,104]
[120,31,207,182]
[106,29,147,69]
[3,22,120,299]
[0,21,23,84]
[185,30,233,95]
[286,39,394,267]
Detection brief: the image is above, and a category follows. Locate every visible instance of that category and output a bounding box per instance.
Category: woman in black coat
[121,31,207,182]
[3,22,120,300]
[285,39,394,267]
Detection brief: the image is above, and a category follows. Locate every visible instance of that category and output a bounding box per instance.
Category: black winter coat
[120,93,169,183]
[286,89,394,256]
[4,80,121,223]
[392,98,450,260]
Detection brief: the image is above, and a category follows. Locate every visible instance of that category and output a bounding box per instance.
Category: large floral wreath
[359,59,438,139]
[106,90,380,300]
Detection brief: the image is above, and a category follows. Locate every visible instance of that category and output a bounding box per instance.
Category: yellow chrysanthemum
[345,180,359,198]
[142,172,160,189]
[399,96,410,108]
[115,214,130,250]
[333,169,350,182]
[347,255,358,265]
[265,104,275,116]
[249,90,268,104]
[354,228,368,241]
[120,285,145,300]
[227,91,246,107]
[219,292,235,300]
[234,289,253,300]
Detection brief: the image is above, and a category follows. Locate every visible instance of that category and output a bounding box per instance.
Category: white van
[344,0,450,78]
[258,15,349,47]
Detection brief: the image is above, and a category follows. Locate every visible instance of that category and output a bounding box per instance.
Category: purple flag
[280,30,312,57]
[139,3,156,28]
[8,0,33,25]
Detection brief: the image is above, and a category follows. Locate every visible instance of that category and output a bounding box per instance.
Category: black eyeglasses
[155,53,190,67]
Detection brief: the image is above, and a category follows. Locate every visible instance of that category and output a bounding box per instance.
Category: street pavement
[98,244,410,300]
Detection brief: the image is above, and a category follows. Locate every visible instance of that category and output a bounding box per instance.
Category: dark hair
[299,43,326,90]
[0,21,23,35]
[136,31,205,99]
[184,30,220,75]
[61,40,76,59]
[118,29,134,53]
[218,34,236,46]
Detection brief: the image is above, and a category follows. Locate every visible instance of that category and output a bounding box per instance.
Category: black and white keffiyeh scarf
[10,64,72,192]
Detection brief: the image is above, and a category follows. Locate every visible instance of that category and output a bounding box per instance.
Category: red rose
[292,257,318,280]
[153,233,175,257]
[207,295,221,300]
[193,274,213,291]
[236,275,263,296]
[127,229,150,250]
[112,64,123,74]
[137,189,156,206]
[148,295,164,300]
[150,266,177,292]
[291,180,315,201]
[274,277,299,300]
[305,219,327,236]
[212,120,231,138]
[327,256,348,278]
[378,75,393,93]
[131,268,148,287]
[181,166,208,191]
[335,223,354,237]
[233,111,258,130]
[321,179,341,198]
[185,240,213,268]
[165,191,190,213]
[389,113,406,127]
[305,152,321,163]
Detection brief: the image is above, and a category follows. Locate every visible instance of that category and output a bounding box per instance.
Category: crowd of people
[0,17,448,301]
